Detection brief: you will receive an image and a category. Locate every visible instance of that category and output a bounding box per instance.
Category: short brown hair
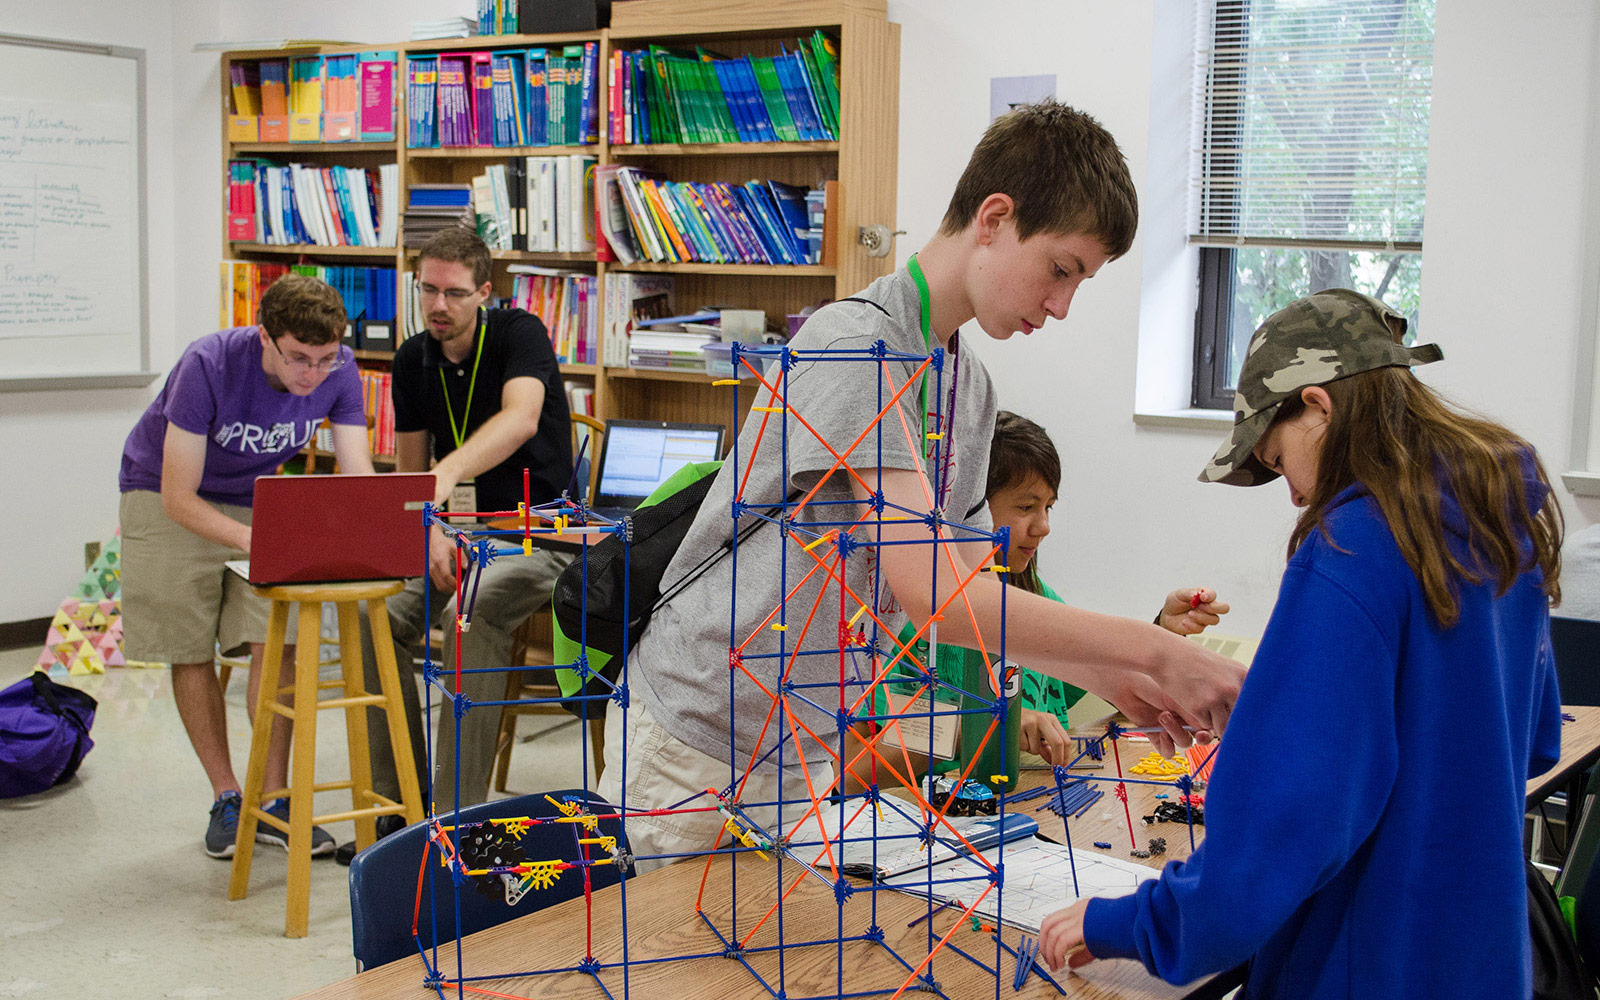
[416,227,493,288]
[939,99,1138,258]
[258,274,346,345]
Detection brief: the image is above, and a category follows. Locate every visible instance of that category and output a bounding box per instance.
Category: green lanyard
[907,253,936,456]
[439,310,487,449]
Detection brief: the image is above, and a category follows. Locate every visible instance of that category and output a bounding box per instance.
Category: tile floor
[0,643,594,999]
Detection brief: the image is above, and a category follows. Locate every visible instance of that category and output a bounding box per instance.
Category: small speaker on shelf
[517,0,612,33]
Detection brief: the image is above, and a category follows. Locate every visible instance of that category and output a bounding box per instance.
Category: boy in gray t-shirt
[599,101,1245,871]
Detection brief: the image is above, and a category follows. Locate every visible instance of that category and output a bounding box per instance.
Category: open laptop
[244,473,434,586]
[587,419,726,519]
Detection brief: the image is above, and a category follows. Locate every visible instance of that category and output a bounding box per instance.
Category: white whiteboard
[0,33,152,390]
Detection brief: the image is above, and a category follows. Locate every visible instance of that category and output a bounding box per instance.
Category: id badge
[448,479,478,514]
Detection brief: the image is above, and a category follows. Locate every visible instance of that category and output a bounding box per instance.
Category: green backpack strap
[552,459,724,699]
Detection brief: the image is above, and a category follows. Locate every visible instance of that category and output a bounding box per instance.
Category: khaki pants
[361,546,572,810]
[119,490,301,663]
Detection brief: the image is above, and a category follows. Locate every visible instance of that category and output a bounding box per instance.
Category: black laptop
[586,418,725,519]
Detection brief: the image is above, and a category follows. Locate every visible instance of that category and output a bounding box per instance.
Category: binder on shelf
[288,55,324,142]
[359,51,398,142]
[578,41,600,145]
[470,51,495,148]
[322,53,359,141]
[406,55,438,148]
[490,50,527,148]
[259,58,290,142]
[228,61,261,141]
[436,53,471,146]
[524,49,549,147]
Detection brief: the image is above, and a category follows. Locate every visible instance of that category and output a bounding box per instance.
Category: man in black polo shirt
[359,228,574,826]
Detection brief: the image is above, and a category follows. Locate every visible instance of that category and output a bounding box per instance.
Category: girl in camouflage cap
[1041,289,1565,999]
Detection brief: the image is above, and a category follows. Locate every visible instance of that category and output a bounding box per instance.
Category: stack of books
[627,310,720,371]
[463,156,597,253]
[402,183,474,248]
[509,265,598,365]
[602,272,675,367]
[219,262,398,351]
[227,160,398,248]
[609,32,840,145]
[407,45,600,149]
[410,16,475,40]
[357,369,397,457]
[598,166,816,265]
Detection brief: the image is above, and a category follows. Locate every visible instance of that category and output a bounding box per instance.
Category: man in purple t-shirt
[118,274,373,859]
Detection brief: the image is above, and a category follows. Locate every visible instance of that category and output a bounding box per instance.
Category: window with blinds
[1190,0,1435,409]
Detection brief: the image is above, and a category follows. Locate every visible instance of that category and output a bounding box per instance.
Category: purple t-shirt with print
[118,326,365,507]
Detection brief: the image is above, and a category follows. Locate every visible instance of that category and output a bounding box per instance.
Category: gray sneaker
[205,791,243,859]
[257,798,337,857]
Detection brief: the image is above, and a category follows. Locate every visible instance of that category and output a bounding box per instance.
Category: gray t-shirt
[631,267,999,773]
[1561,523,1600,622]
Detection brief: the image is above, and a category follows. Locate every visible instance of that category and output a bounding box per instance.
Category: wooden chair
[490,414,607,792]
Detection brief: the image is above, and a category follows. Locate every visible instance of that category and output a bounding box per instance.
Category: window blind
[1190,0,1434,253]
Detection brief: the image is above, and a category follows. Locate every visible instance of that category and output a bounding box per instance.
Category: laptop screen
[595,419,725,507]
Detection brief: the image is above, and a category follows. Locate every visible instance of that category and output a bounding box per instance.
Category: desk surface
[1527,703,1600,806]
[294,707,1600,1000]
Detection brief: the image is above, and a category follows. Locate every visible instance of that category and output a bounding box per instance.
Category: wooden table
[1527,704,1600,810]
[293,708,1600,1000]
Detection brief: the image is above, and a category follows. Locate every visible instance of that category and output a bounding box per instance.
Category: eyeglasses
[418,283,479,302]
[270,338,346,374]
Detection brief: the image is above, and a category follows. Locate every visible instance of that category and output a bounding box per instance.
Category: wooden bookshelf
[219,0,900,445]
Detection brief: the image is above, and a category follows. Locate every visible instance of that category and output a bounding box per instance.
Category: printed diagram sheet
[884,839,1162,933]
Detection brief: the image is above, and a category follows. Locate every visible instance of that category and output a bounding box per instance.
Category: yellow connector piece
[754,406,787,413]
[771,623,787,631]
[713,379,740,386]
[926,432,944,440]
[990,774,1009,785]
[803,530,836,552]
[987,565,1009,572]
[523,539,533,556]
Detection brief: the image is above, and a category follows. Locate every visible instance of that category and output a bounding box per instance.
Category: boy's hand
[1039,899,1096,973]
[427,523,458,591]
[1020,709,1072,764]
[1157,587,1229,636]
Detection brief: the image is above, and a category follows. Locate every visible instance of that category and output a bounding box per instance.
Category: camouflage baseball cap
[1200,288,1443,486]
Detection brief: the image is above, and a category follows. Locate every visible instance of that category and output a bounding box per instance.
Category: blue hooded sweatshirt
[1084,479,1563,998]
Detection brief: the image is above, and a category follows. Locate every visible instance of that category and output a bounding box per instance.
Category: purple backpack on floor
[0,671,97,798]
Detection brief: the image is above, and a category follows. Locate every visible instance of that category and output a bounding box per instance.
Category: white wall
[890,0,1600,637]
[4,1,1598,637]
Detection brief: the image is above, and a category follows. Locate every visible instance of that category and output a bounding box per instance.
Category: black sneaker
[205,791,243,859]
[257,798,337,857]
[334,812,407,866]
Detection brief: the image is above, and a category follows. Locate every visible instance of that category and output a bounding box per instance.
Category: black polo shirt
[391,307,573,511]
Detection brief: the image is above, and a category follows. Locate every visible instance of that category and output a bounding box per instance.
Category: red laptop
[246,473,434,586]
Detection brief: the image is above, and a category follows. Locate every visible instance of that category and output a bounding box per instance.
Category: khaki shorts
[119,490,297,664]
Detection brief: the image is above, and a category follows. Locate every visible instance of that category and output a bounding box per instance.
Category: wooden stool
[228,580,424,937]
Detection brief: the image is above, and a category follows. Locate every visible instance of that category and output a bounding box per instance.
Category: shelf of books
[220,0,898,447]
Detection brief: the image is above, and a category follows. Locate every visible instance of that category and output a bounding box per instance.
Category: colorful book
[436,54,471,146]
[258,58,290,142]
[359,51,398,142]
[406,56,439,148]
[470,51,495,147]
[525,49,549,147]
[579,41,600,145]
[288,55,324,142]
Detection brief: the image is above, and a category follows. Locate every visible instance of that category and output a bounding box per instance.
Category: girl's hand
[1039,899,1097,972]
[1158,587,1229,636]
[1020,708,1072,764]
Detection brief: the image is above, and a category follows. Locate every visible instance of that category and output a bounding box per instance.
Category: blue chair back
[1551,616,1600,707]
[349,788,625,970]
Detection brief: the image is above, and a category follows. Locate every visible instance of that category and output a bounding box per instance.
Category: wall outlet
[84,541,101,569]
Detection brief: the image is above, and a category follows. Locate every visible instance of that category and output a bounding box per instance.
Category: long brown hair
[1278,367,1562,627]
[988,412,1061,596]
